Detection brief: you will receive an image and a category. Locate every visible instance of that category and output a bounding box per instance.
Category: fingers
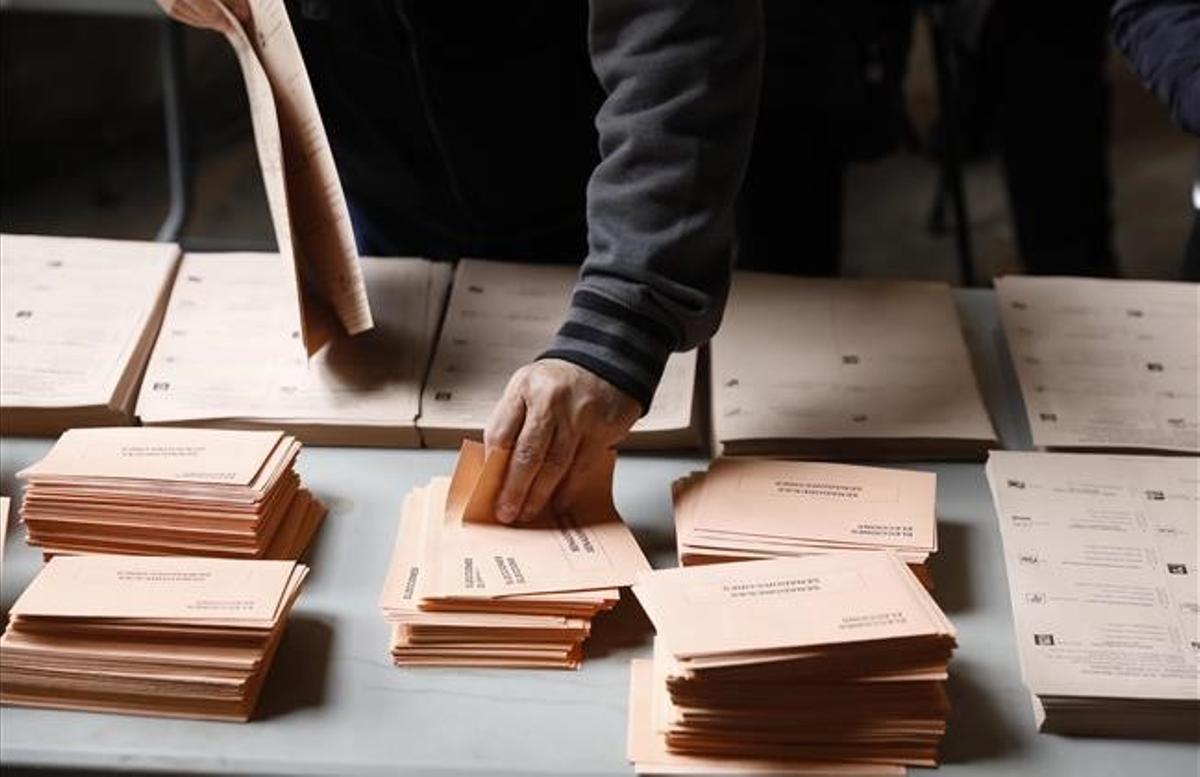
[483,390,526,460]
[519,425,580,523]
[494,409,554,524]
[552,441,606,516]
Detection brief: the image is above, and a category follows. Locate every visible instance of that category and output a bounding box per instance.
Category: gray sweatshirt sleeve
[539,0,764,411]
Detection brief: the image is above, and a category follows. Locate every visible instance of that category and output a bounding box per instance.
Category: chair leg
[926,3,976,286]
[155,18,191,244]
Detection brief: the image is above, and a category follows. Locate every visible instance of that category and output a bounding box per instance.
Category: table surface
[1,290,1197,776]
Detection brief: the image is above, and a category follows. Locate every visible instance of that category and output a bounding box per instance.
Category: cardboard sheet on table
[434,441,650,597]
[634,555,953,661]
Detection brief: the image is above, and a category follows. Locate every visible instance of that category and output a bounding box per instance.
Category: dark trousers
[994,0,1117,276]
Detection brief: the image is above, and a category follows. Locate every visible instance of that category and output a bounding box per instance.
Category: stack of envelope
[628,555,958,774]
[17,427,324,559]
[673,459,938,588]
[0,555,308,721]
[378,441,651,669]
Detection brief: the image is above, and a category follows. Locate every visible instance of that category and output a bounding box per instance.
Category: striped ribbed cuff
[538,289,675,413]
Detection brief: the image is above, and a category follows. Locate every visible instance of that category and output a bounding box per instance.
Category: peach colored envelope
[434,441,651,598]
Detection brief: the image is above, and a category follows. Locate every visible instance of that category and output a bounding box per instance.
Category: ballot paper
[156,0,372,352]
[986,451,1200,739]
[417,259,701,450]
[672,459,937,587]
[995,276,1200,453]
[711,272,996,459]
[0,555,308,721]
[136,253,451,446]
[629,555,957,772]
[0,234,180,435]
[17,427,325,559]
[378,440,648,668]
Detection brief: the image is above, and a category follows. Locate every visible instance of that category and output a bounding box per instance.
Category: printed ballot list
[996,275,1199,453]
[0,235,180,433]
[987,451,1199,736]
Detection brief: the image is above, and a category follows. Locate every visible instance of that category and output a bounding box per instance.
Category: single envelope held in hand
[437,440,651,598]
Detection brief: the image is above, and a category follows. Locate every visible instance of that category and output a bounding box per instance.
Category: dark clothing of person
[290,0,763,410]
[995,0,1118,276]
[1111,0,1200,281]
[738,0,914,277]
[1112,0,1200,134]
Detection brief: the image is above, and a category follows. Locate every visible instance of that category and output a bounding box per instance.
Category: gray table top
[1,290,1197,776]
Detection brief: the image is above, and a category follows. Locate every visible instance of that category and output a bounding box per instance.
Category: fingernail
[497,504,517,524]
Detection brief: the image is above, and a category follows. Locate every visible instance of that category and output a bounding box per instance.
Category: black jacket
[1112,0,1200,134]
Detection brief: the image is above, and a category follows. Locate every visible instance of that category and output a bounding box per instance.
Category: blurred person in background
[1111,0,1200,280]
[290,1,762,523]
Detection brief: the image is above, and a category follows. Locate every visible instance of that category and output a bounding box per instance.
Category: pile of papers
[0,234,180,435]
[673,458,938,588]
[995,275,1199,454]
[418,259,702,450]
[711,272,996,459]
[0,555,308,721]
[156,0,373,352]
[628,555,958,774]
[17,428,324,559]
[378,441,650,668]
[136,253,451,447]
[987,451,1199,739]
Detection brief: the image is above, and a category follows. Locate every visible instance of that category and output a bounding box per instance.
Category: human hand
[483,358,641,524]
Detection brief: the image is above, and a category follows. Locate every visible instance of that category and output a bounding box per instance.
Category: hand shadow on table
[940,659,1025,764]
[319,321,416,392]
[584,590,655,661]
[257,616,334,719]
[928,520,974,614]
